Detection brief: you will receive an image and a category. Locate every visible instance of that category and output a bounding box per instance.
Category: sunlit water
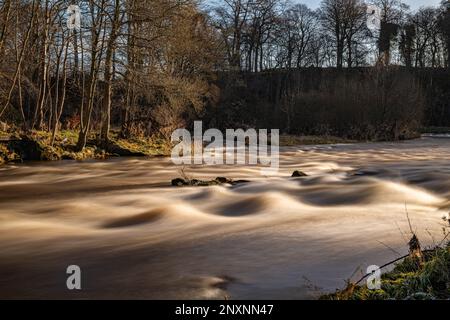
[1,136,449,299]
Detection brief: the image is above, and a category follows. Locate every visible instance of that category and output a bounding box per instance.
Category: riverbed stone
[171,176,249,187]
[291,170,308,177]
[171,178,188,186]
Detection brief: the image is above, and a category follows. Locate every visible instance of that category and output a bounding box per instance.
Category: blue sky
[299,0,442,10]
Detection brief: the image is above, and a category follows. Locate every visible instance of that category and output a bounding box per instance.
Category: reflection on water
[0,137,449,299]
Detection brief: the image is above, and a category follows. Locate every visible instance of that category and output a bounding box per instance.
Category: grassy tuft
[321,243,450,300]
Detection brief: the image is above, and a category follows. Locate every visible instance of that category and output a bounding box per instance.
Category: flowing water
[1,136,450,299]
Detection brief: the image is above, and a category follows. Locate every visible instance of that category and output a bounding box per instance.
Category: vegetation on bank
[322,217,450,300]
[322,243,450,300]
[0,129,171,164]
[420,127,450,134]
[0,127,430,166]
[0,123,363,166]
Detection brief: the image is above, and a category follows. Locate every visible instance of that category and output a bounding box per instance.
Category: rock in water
[171,176,249,187]
[291,170,308,177]
[171,178,188,186]
[215,177,232,184]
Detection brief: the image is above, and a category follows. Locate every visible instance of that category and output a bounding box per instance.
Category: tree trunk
[99,0,121,147]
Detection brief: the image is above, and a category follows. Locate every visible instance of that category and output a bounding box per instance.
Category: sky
[299,0,443,10]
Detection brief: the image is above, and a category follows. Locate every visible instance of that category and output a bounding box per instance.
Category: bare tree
[0,0,37,120]
[319,0,350,68]
[76,0,108,151]
[343,0,367,67]
[276,3,318,69]
[99,0,123,146]
[212,0,251,70]
[410,8,440,68]
[438,0,450,67]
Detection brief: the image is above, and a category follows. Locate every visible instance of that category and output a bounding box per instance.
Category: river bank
[0,128,426,166]
[0,130,171,165]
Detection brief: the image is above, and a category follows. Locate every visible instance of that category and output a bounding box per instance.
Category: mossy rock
[8,136,64,161]
[8,137,42,160]
[106,141,147,157]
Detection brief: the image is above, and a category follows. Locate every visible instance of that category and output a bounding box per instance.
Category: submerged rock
[350,168,380,177]
[291,170,308,177]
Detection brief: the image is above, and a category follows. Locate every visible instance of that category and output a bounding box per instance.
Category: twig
[425,228,437,247]
[377,240,402,257]
[354,248,436,286]
[405,202,414,235]
[348,264,363,283]
[395,221,409,245]
[437,231,450,248]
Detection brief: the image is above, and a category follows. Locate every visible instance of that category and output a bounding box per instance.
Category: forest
[0,0,449,158]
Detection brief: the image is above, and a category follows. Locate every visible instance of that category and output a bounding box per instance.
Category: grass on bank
[321,213,450,301]
[0,129,171,164]
[321,242,450,300]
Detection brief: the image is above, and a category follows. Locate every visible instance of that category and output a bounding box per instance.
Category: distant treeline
[206,67,450,141]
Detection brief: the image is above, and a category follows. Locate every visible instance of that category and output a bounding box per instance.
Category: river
[0,136,449,299]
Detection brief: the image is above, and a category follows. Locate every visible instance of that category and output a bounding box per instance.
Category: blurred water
[0,136,449,299]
